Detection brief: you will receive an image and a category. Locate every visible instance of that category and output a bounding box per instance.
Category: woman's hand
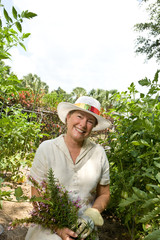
[56,227,78,240]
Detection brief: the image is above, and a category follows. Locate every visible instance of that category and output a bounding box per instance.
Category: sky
[4,0,159,94]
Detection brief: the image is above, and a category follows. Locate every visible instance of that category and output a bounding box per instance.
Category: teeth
[76,127,84,133]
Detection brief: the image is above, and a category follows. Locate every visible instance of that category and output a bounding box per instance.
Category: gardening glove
[76,208,104,239]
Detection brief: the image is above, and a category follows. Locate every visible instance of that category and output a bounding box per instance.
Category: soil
[0,180,131,240]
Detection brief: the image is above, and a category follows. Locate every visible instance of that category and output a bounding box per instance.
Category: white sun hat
[57,96,112,131]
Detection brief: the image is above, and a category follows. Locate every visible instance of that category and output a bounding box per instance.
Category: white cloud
[5,0,159,93]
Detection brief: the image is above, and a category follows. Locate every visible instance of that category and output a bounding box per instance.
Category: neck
[64,134,84,149]
[64,134,84,164]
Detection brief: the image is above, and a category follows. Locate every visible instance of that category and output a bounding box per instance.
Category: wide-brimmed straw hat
[57,96,112,131]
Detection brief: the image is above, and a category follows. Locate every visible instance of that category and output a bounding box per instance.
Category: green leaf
[143,230,160,240]
[15,22,22,32]
[9,28,18,34]
[14,187,23,200]
[3,8,12,22]
[0,19,2,28]
[21,10,37,19]
[119,197,136,208]
[22,33,31,39]
[140,93,145,98]
[144,118,153,131]
[132,187,148,199]
[19,42,26,51]
[140,139,150,147]
[0,51,11,59]
[138,78,151,86]
[139,208,160,223]
[154,161,160,169]
[153,70,160,84]
[12,6,17,19]
[141,198,160,208]
[130,132,139,141]
[131,141,140,146]
[156,172,160,183]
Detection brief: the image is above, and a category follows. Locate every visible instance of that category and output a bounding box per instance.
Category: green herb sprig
[10,168,97,240]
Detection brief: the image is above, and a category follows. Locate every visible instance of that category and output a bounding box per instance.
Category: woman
[25,96,111,240]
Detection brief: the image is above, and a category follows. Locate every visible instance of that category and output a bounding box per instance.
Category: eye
[88,120,94,125]
[77,114,82,119]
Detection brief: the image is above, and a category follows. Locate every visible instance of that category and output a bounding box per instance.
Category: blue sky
[4,0,159,93]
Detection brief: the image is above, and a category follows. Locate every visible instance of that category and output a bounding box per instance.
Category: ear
[66,113,71,124]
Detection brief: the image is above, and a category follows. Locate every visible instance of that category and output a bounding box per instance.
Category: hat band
[75,103,100,115]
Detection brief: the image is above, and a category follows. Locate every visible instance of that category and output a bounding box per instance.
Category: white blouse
[25,134,110,240]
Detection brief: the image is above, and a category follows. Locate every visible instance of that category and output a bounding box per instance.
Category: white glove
[76,208,104,239]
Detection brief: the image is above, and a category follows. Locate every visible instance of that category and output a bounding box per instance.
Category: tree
[54,87,72,102]
[89,88,117,110]
[21,73,49,94]
[71,87,87,100]
[134,0,160,62]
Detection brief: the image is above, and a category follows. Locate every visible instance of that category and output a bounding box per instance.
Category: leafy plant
[0,107,43,179]
[119,161,160,239]
[0,2,37,60]
[107,70,160,239]
[0,0,39,184]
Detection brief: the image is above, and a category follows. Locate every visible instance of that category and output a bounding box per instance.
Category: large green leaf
[119,197,136,208]
[22,33,31,39]
[14,187,23,200]
[15,22,22,32]
[132,187,148,199]
[143,230,160,240]
[138,78,151,86]
[139,208,160,223]
[3,8,12,23]
[21,10,37,19]
[12,6,17,19]
[141,198,160,208]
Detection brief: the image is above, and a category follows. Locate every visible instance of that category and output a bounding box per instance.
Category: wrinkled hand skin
[56,227,81,240]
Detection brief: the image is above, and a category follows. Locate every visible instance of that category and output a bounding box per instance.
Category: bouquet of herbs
[10,168,97,240]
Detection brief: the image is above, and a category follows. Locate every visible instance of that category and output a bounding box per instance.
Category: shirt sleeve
[29,141,49,185]
[99,146,110,185]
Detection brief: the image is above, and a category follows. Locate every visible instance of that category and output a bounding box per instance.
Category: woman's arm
[92,184,110,213]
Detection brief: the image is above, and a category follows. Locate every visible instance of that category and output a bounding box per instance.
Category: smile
[75,127,86,134]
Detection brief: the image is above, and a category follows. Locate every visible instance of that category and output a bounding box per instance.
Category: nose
[80,118,87,128]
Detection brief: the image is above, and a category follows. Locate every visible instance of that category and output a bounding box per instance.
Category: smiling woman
[25,96,111,240]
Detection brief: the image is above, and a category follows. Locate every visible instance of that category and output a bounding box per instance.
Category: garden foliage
[107,70,160,239]
[0,3,40,182]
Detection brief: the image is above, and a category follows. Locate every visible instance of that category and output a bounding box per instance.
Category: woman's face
[66,110,97,143]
